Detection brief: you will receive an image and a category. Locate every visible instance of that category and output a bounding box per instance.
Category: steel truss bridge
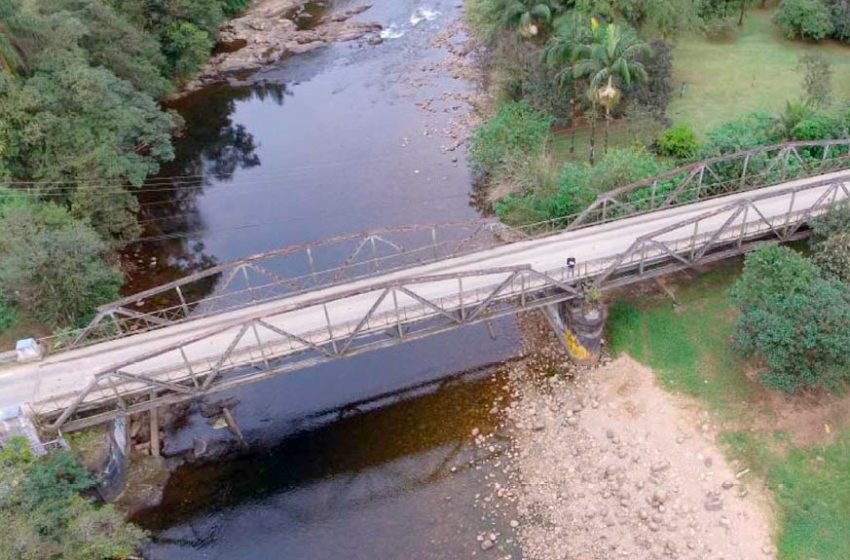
[2,140,850,433]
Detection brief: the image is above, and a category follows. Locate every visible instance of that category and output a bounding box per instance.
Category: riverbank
[476,312,776,559]
[181,0,383,93]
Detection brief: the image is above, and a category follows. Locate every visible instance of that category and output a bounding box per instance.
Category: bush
[657,124,700,159]
[823,0,850,43]
[812,231,850,283]
[810,201,850,282]
[773,0,834,41]
[729,245,850,392]
[469,100,554,183]
[809,200,850,240]
[494,147,666,225]
[492,39,569,120]
[791,112,845,140]
[0,201,123,327]
[700,111,779,157]
[703,16,738,40]
[0,440,146,560]
[0,298,18,331]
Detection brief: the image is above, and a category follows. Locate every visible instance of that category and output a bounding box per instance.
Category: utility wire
[121,192,475,246]
[0,150,460,196]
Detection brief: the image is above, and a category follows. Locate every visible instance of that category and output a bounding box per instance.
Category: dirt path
[478,315,777,559]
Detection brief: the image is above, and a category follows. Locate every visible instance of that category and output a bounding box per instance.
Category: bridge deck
[1,170,847,429]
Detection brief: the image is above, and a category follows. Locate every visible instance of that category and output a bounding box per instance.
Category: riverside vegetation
[0,1,252,557]
[0,436,146,560]
[466,0,850,227]
[0,0,249,338]
[467,1,850,557]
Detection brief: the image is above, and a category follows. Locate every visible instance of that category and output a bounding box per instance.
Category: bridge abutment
[543,299,606,365]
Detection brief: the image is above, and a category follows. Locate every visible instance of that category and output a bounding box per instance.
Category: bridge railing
[568,140,850,229]
[44,140,850,353]
[44,220,510,351]
[36,175,850,431]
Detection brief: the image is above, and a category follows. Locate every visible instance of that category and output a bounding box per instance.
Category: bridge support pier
[542,299,606,365]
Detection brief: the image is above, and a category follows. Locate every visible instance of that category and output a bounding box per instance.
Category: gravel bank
[475,313,776,560]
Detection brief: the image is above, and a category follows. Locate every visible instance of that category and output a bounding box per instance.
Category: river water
[130,2,524,558]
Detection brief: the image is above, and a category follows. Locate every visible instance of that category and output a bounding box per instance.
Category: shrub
[812,231,850,283]
[729,245,850,392]
[0,442,146,560]
[657,124,700,159]
[809,200,850,240]
[798,54,833,109]
[492,39,569,120]
[823,0,850,43]
[494,147,665,224]
[791,112,845,140]
[469,100,554,183]
[703,16,738,40]
[700,111,779,157]
[810,201,850,282]
[0,298,18,331]
[773,0,834,41]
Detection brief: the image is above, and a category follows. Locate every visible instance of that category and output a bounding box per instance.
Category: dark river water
[129,1,524,558]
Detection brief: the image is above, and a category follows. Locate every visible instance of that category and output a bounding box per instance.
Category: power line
[123,192,476,246]
[0,150,462,196]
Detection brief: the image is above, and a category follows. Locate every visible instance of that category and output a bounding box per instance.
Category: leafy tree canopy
[0,437,146,560]
[730,246,850,393]
[0,200,123,326]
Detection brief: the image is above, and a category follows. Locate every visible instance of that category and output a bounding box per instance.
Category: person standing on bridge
[566,256,576,278]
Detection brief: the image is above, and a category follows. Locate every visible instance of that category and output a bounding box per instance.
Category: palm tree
[544,12,592,155]
[572,23,652,163]
[498,0,560,40]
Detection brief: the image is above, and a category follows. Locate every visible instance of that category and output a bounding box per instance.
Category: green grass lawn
[606,260,850,559]
[668,8,850,136]
[552,7,850,162]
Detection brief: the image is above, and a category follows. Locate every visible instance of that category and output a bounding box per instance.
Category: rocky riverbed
[472,313,777,559]
[183,0,382,92]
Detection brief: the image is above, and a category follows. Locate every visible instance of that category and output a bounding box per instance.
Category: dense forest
[0,0,249,331]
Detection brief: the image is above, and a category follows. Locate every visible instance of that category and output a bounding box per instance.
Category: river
[129,1,524,558]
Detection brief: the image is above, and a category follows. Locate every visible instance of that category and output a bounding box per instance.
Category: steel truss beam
[53,141,850,352]
[37,176,850,432]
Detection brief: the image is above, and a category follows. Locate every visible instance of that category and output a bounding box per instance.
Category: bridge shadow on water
[133,319,521,560]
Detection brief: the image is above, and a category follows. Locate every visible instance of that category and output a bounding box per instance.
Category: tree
[773,0,834,41]
[571,22,651,163]
[544,12,593,154]
[822,0,850,43]
[495,146,666,224]
[797,54,833,109]
[812,231,850,283]
[0,201,123,326]
[809,200,850,282]
[730,245,850,393]
[0,53,176,237]
[496,0,562,39]
[0,438,146,560]
[44,0,172,98]
[629,38,673,118]
[700,111,779,157]
[774,99,812,139]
